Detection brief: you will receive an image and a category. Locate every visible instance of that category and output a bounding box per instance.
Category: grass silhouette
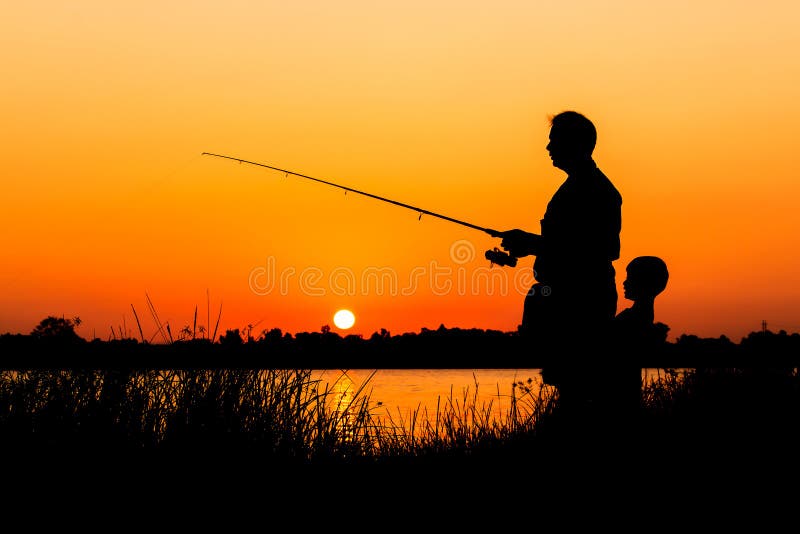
[2,363,799,516]
[0,368,555,463]
[1,366,797,466]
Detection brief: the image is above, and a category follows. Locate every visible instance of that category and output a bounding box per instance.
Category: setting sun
[333,309,356,330]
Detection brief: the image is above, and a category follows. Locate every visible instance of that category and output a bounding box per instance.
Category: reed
[0,368,555,463]
[120,292,224,344]
[1,365,797,469]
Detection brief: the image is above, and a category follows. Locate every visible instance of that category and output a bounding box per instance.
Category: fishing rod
[201,152,517,267]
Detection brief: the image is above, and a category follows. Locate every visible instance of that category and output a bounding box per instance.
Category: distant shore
[2,326,797,369]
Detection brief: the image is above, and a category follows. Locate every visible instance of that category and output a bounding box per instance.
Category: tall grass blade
[212,301,222,343]
[131,304,145,343]
[145,292,169,344]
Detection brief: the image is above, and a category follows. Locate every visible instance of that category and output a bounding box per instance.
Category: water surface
[311,368,671,423]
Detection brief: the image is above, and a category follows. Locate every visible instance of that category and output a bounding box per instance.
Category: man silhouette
[499,111,622,427]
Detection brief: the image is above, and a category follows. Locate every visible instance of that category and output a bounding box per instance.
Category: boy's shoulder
[614,307,646,325]
[614,310,669,345]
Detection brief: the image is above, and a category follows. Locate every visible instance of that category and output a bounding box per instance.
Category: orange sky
[2,1,799,343]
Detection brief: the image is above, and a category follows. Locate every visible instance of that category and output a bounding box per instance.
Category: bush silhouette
[30,316,82,342]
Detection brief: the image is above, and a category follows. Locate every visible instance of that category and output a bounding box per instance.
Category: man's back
[533,162,621,289]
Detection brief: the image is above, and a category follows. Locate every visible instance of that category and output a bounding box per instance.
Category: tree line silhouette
[0,315,798,369]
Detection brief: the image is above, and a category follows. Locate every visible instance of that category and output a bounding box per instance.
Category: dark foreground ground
[6,370,799,508]
[8,416,797,527]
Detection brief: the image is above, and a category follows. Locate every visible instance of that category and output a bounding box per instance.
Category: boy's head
[623,256,669,301]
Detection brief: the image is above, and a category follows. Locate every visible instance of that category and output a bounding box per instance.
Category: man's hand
[499,229,540,258]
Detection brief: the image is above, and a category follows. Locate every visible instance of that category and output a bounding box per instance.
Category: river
[310,368,670,426]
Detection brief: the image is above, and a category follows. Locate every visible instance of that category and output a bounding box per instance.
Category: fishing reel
[485,247,518,268]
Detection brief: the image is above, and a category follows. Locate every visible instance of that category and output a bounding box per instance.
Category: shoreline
[2,328,797,369]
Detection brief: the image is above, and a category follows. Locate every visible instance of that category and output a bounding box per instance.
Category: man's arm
[499,229,542,258]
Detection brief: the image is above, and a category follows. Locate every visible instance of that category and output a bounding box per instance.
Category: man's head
[546,111,597,171]
[623,256,669,301]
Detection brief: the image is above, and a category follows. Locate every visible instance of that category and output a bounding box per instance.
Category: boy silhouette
[605,255,670,435]
[615,255,669,347]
